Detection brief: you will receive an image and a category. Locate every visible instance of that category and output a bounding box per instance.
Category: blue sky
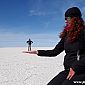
[0,0,85,47]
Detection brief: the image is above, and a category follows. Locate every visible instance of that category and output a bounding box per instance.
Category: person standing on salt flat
[26,38,33,51]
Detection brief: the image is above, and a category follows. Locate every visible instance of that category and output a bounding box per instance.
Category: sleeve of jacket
[71,57,85,73]
[37,39,64,57]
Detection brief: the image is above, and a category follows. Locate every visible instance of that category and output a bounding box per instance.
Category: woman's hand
[23,50,38,54]
[67,68,75,80]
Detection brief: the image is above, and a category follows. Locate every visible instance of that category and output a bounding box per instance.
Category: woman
[23,7,85,85]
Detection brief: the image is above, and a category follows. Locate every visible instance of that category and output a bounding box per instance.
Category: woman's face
[65,17,72,27]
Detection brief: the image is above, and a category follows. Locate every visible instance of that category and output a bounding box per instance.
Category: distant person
[23,7,85,85]
[26,38,33,51]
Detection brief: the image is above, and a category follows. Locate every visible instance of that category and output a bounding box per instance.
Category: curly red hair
[60,17,84,42]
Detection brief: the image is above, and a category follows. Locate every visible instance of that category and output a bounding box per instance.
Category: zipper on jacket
[77,50,80,61]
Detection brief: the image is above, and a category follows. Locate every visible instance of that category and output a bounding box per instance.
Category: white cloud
[28,10,46,16]
[28,10,57,16]
[81,7,85,15]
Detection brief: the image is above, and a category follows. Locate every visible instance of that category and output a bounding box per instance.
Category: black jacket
[37,29,85,74]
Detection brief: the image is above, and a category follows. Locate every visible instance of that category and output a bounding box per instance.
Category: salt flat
[0,47,65,85]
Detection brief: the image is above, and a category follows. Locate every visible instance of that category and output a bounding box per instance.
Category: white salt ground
[0,47,65,85]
